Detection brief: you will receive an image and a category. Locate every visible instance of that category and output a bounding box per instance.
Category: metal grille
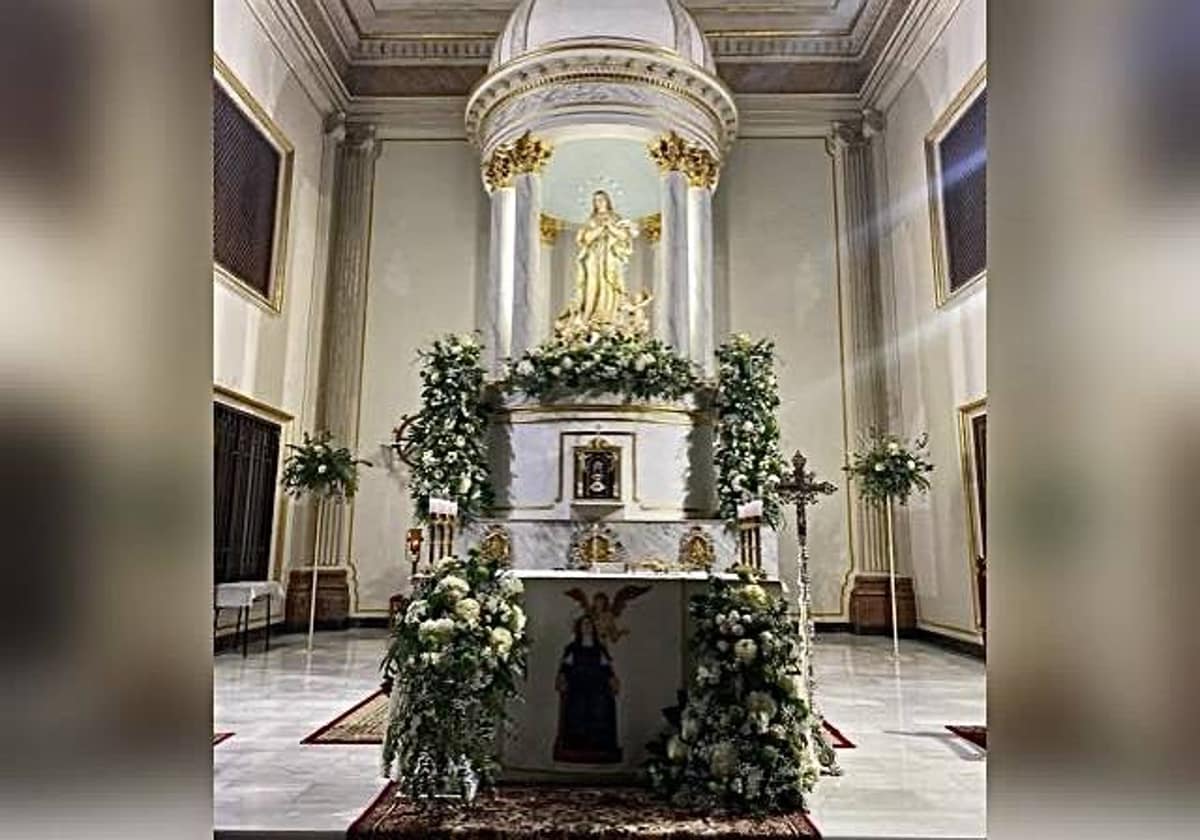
[213,80,279,298]
[938,88,987,291]
[213,402,280,584]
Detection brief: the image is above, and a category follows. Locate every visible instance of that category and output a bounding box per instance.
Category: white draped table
[214,581,284,656]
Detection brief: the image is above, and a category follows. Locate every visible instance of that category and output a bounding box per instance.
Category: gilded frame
[925,63,987,307]
[212,54,294,315]
[212,384,294,584]
[956,395,987,630]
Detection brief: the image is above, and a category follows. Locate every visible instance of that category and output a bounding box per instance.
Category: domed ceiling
[301,0,914,97]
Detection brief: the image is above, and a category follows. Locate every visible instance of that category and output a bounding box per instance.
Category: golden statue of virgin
[557,190,650,334]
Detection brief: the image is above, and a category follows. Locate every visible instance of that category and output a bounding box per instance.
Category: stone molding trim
[466,39,738,160]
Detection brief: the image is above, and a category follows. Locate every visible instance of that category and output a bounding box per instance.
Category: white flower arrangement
[647,571,818,815]
[503,323,697,402]
[405,333,492,522]
[714,335,788,527]
[381,549,529,801]
[845,429,935,504]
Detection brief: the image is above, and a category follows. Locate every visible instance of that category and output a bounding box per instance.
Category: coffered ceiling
[296,0,913,97]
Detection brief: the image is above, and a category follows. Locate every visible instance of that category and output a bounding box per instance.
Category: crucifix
[779,450,841,775]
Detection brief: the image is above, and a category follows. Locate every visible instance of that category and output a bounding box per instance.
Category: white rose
[516,360,534,377]
[499,574,524,596]
[550,367,561,377]
[888,441,900,454]
[562,357,574,369]
[404,600,428,624]
[317,464,328,474]
[458,475,472,494]
[907,459,916,470]
[733,638,758,664]
[454,597,481,625]
[731,623,745,636]
[874,462,886,472]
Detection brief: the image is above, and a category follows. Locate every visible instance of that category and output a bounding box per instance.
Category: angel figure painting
[553,585,651,764]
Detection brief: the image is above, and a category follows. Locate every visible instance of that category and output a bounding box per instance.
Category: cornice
[736,94,865,138]
[255,0,351,112]
[860,0,964,110]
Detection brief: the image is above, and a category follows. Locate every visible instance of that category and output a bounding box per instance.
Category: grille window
[214,402,280,584]
[936,88,987,292]
[213,80,280,300]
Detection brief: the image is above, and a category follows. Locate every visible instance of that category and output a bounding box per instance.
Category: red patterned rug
[945,725,986,750]
[213,732,234,746]
[305,691,853,751]
[350,784,821,838]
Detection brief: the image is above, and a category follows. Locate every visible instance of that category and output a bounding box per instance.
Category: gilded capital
[540,213,565,245]
[482,131,553,191]
[649,131,720,190]
[638,213,662,244]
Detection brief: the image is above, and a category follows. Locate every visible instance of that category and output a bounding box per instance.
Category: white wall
[213,0,331,627]
[717,138,853,620]
[350,140,489,615]
[881,0,986,641]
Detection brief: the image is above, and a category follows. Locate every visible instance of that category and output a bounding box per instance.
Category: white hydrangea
[709,742,738,778]
[404,599,428,624]
[454,597,481,625]
[508,605,527,635]
[418,617,455,642]
[499,574,524,596]
[737,584,770,609]
[489,626,513,657]
[733,638,758,664]
[516,360,534,377]
[435,575,470,602]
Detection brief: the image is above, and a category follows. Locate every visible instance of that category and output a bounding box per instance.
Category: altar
[501,570,783,781]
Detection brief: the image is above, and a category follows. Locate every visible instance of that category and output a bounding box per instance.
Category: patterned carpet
[350,784,821,838]
[945,725,986,750]
[304,691,854,749]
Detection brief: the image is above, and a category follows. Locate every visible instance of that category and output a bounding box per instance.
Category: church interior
[210,0,987,836]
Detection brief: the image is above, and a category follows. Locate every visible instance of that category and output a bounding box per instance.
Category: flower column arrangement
[408,334,493,522]
[380,550,529,802]
[280,430,370,651]
[714,335,788,527]
[845,430,934,657]
[646,571,818,815]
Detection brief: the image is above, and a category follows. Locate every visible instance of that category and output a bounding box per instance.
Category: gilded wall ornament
[568,523,627,570]
[677,526,716,571]
[482,131,553,191]
[478,525,513,566]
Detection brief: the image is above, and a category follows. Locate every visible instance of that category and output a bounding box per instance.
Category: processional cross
[778,451,842,775]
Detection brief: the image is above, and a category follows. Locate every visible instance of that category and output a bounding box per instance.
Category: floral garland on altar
[407,333,492,522]
[503,323,697,402]
[845,430,934,504]
[714,335,787,527]
[646,571,818,814]
[380,550,529,801]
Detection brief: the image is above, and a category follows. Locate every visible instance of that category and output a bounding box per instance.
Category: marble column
[657,168,690,352]
[315,120,379,447]
[827,117,897,588]
[482,133,552,374]
[511,171,546,358]
[687,183,715,377]
[485,186,515,374]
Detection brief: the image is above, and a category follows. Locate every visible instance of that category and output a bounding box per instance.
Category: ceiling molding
[737,94,865,138]
[255,0,351,112]
[860,0,964,110]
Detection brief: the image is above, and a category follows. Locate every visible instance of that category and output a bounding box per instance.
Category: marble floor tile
[214,629,985,838]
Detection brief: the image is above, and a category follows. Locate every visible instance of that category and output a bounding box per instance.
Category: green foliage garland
[714,335,787,526]
[845,430,934,504]
[504,324,697,402]
[646,571,818,814]
[408,333,492,522]
[380,550,529,801]
[280,430,369,499]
